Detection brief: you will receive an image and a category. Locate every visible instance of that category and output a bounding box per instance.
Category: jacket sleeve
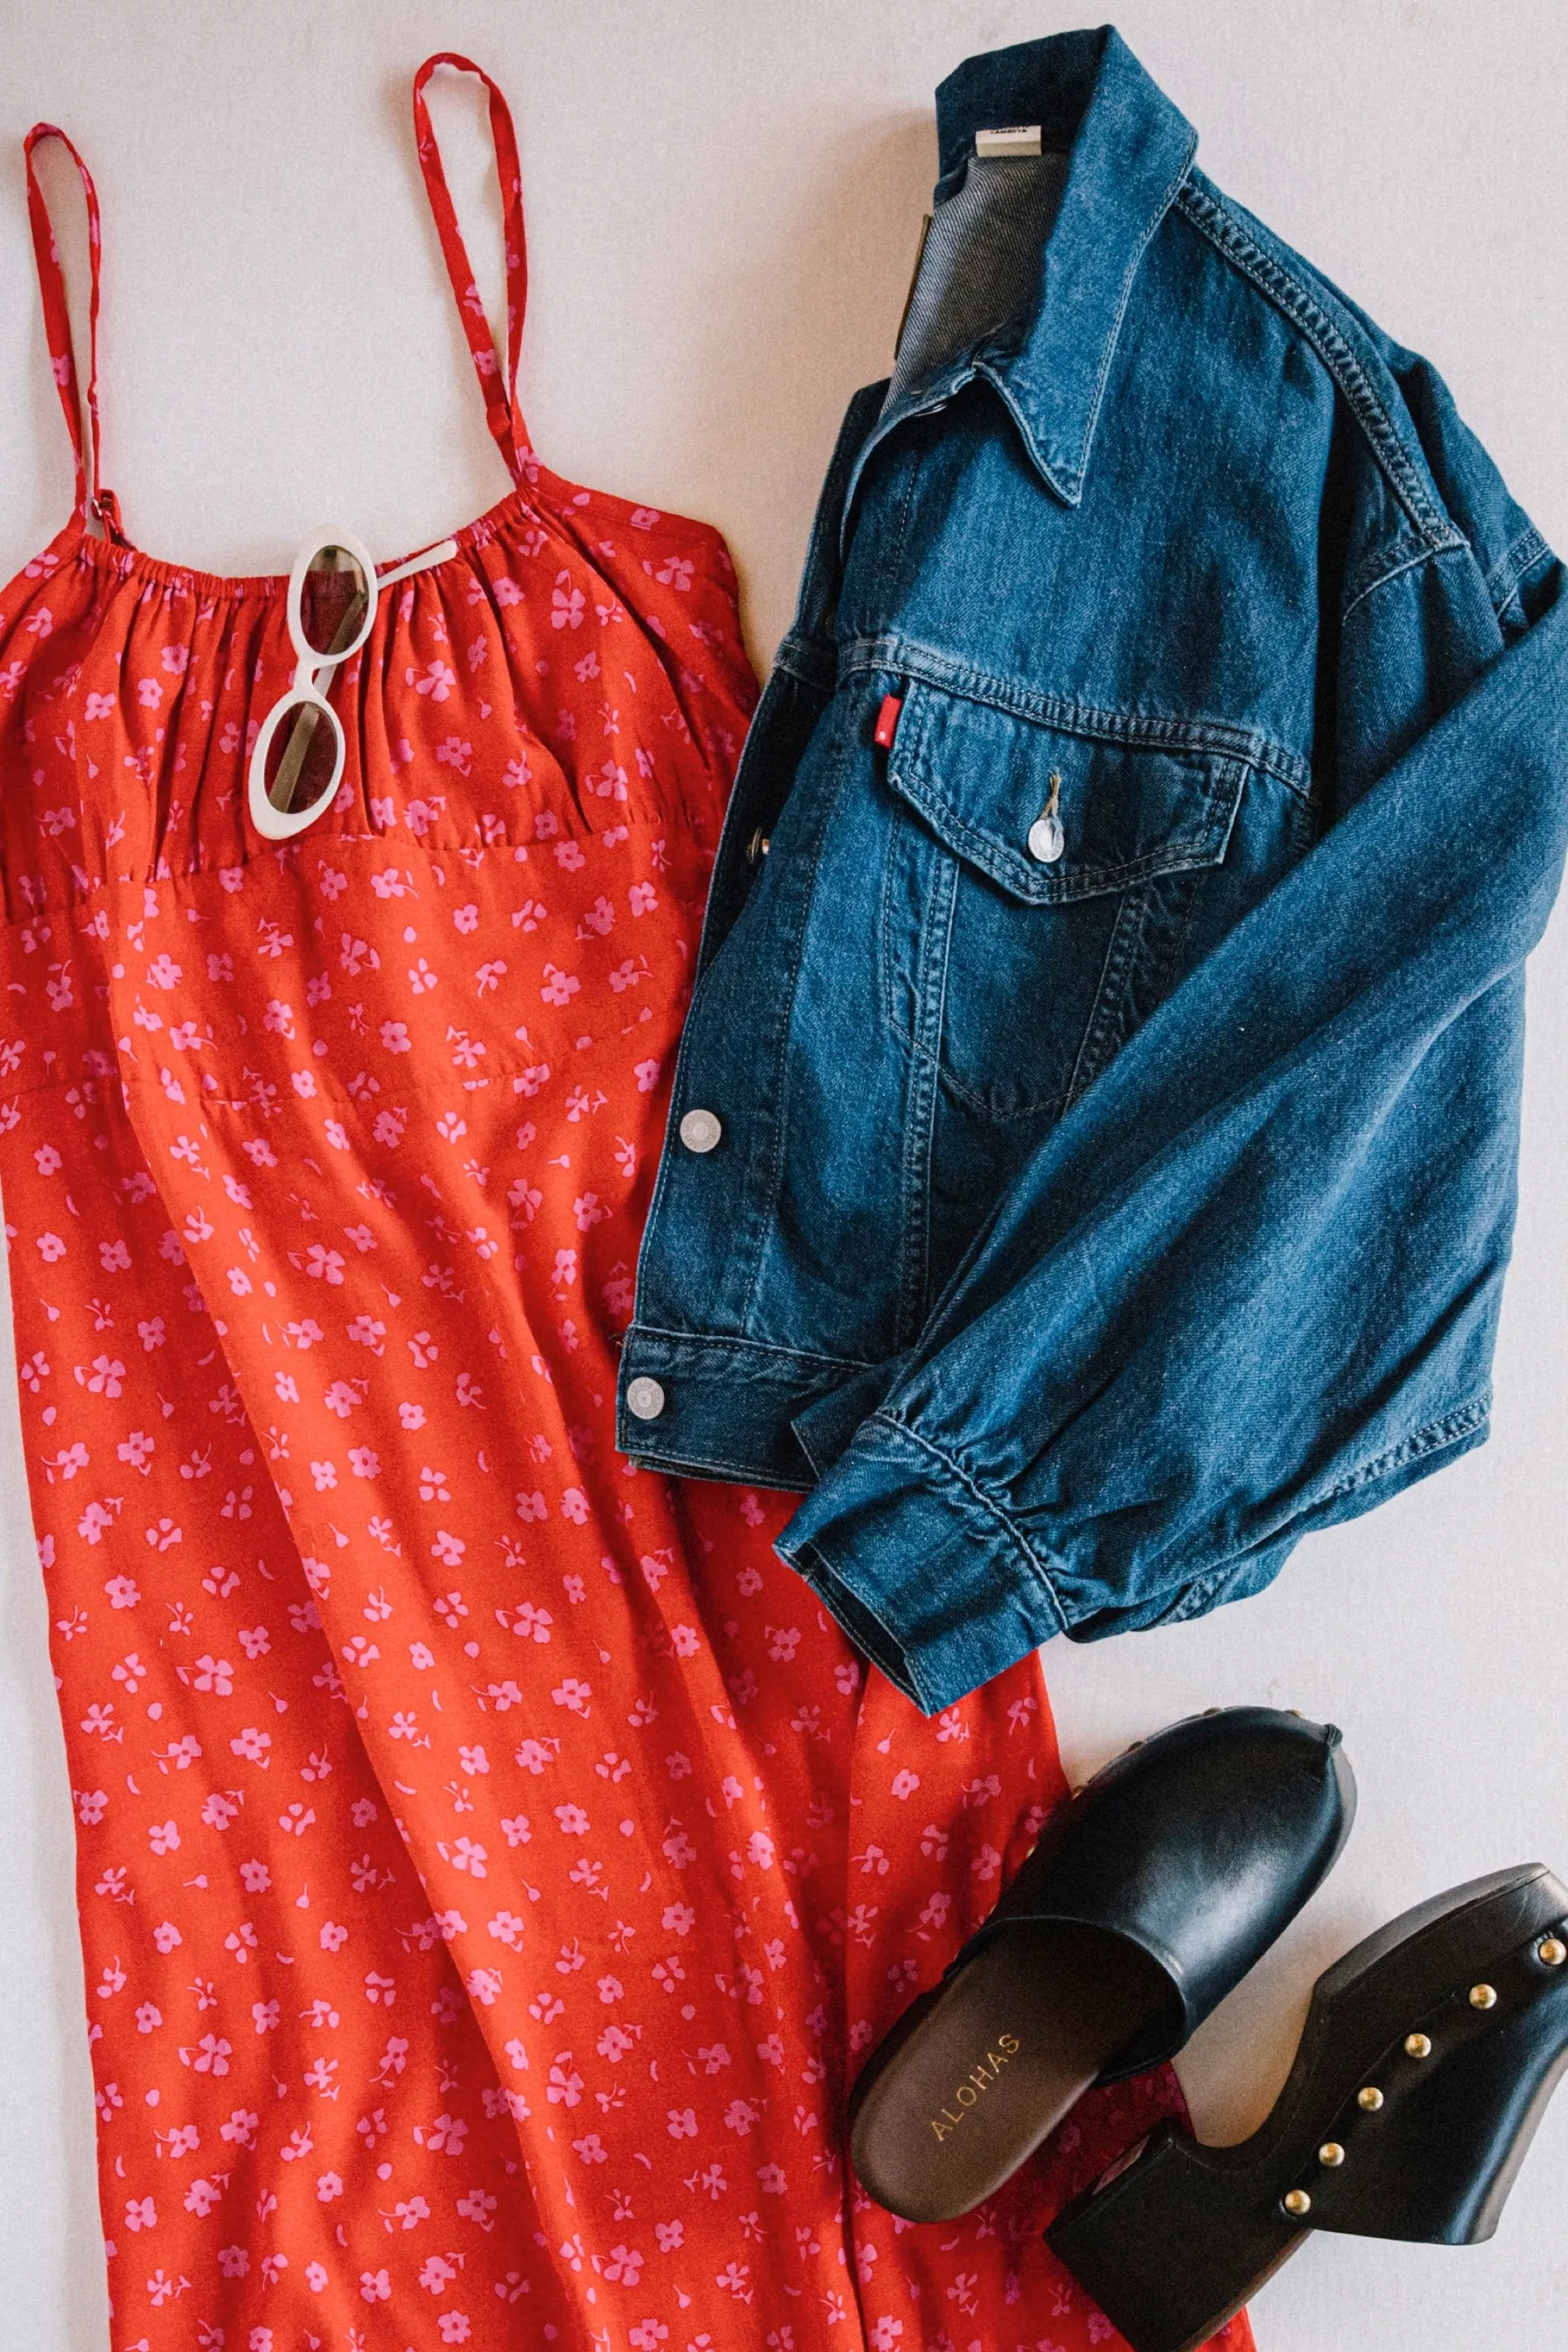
[774,430,1568,1716]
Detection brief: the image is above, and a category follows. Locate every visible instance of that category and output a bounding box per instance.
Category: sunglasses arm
[375,536,460,591]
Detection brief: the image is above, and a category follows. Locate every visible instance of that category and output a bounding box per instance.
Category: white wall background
[1,4,1565,2345]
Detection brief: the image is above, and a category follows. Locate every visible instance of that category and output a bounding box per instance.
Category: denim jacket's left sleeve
[775,413,1568,1716]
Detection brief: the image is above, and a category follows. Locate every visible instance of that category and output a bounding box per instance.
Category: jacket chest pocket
[878,679,1248,1121]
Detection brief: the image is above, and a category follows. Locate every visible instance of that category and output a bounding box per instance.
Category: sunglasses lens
[262,697,342,820]
[298,543,371,659]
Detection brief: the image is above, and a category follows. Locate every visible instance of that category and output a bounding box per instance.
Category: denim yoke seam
[841,635,1313,803]
[1173,182,1466,558]
[866,1411,1070,1632]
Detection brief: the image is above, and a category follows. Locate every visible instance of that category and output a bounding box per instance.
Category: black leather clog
[848,1705,1355,2221]
[1048,1862,1568,2352]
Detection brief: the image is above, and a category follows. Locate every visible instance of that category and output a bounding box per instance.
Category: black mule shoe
[848,1707,1355,2222]
[1047,1862,1568,2352]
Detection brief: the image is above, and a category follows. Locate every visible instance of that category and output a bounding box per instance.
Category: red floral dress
[0,53,1243,2352]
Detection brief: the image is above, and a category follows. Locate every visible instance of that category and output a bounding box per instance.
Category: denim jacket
[617,26,1568,1712]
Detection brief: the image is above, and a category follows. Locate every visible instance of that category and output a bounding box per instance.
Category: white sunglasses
[247,529,458,841]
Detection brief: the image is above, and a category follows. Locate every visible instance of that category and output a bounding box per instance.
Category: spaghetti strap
[412,53,532,489]
[24,123,123,537]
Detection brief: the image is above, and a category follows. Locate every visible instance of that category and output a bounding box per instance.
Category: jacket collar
[929,26,1197,505]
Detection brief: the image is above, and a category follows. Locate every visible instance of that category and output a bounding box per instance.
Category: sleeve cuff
[774,1416,1066,1713]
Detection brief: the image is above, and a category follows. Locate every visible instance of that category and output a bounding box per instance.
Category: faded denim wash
[616,26,1568,1712]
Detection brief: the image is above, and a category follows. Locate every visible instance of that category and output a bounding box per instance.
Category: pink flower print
[224,1923,258,1964]
[628,882,659,916]
[145,953,181,989]
[147,1819,180,1855]
[408,659,456,700]
[192,1654,234,1694]
[423,2112,469,2154]
[229,1727,271,1765]
[656,556,694,591]
[360,2270,392,2303]
[494,576,524,607]
[160,644,190,676]
[540,963,579,1006]
[502,1600,551,1643]
[186,2034,232,2076]
[251,2000,280,2033]
[125,2196,157,2231]
[380,1018,412,1053]
[84,690,115,720]
[436,736,473,775]
[503,751,531,789]
[551,572,585,629]
[436,2314,472,2343]
[136,677,163,709]
[666,2108,699,2139]
[546,2056,584,2108]
[104,1572,139,1605]
[37,1231,67,1261]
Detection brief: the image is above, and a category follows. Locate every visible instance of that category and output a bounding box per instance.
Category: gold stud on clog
[1469,1983,1497,2011]
[1317,2142,1345,2167]
[1281,2189,1312,2217]
[1404,2031,1432,2058]
[1356,2086,1384,2112]
[1538,1936,1566,1968]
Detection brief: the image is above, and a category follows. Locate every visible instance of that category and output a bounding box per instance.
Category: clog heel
[1046,1862,1568,2352]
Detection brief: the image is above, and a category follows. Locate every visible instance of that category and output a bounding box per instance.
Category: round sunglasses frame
[247,529,457,842]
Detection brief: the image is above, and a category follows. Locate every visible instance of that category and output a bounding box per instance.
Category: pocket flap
[885,680,1247,904]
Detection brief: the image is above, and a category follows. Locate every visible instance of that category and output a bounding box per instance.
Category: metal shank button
[1027,814,1064,863]
[679,1108,723,1154]
[625,1377,666,1423]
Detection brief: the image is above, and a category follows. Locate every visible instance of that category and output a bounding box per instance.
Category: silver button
[679,1108,722,1154]
[625,1376,666,1422]
[1027,814,1064,863]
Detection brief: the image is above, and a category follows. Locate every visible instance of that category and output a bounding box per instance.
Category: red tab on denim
[874,693,903,748]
